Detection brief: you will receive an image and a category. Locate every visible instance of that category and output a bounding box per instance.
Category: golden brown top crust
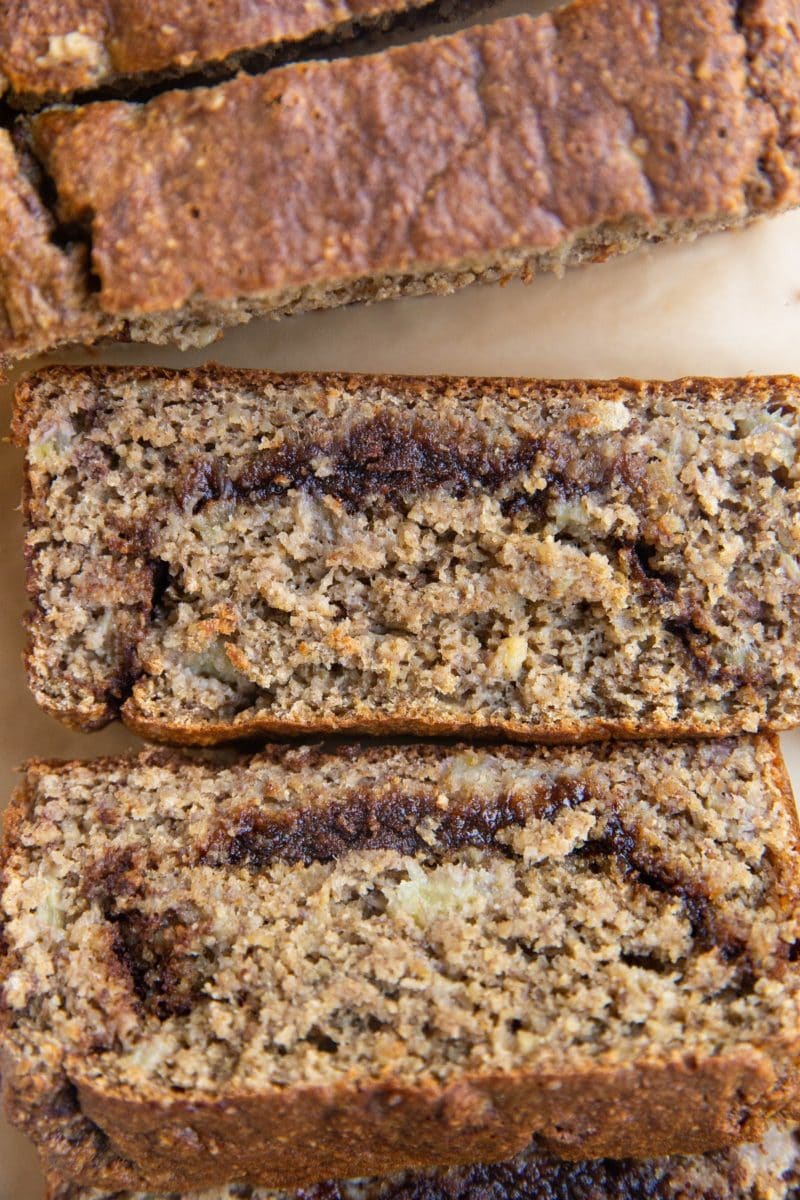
[0,0,431,104]
[27,0,800,317]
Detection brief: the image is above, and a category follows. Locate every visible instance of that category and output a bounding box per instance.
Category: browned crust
[33,1117,800,1200]
[0,130,107,363]
[62,1050,800,1190]
[122,707,800,748]
[11,731,795,785]
[15,364,800,745]
[743,0,800,200]
[13,364,800,443]
[0,0,796,360]
[28,0,791,315]
[2,738,800,1190]
[0,0,445,107]
[0,777,34,875]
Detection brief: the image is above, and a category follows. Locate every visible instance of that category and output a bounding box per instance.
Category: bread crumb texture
[2,738,800,1187]
[16,368,800,742]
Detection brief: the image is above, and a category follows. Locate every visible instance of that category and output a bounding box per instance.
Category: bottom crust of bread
[42,1123,800,1200]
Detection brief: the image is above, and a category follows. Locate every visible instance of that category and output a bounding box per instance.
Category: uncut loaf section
[1,0,799,361]
[15,367,800,743]
[41,1123,800,1200]
[1,738,800,1191]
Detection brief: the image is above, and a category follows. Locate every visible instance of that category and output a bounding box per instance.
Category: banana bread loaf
[15,366,800,744]
[2,737,799,1190]
[42,1123,800,1200]
[2,0,799,362]
[0,0,457,108]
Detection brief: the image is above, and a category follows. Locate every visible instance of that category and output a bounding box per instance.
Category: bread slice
[14,366,800,744]
[2,738,799,1190]
[0,0,469,108]
[2,0,798,362]
[41,1122,800,1200]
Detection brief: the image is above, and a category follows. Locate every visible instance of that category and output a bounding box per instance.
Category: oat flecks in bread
[41,1122,800,1200]
[0,0,457,108]
[14,366,800,744]
[2,738,800,1189]
[2,0,798,361]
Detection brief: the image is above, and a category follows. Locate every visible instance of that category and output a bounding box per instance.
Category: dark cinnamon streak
[84,848,210,1020]
[175,415,648,516]
[199,784,747,965]
[76,778,763,1021]
[81,405,765,725]
[108,906,209,1021]
[581,815,752,966]
[199,780,589,869]
[178,414,546,514]
[619,541,680,601]
[143,415,749,698]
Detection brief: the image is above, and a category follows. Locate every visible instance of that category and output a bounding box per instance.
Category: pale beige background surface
[1,209,799,1199]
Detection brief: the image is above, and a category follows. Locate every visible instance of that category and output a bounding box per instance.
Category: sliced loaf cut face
[2,0,798,360]
[0,0,469,109]
[2,738,800,1190]
[41,1123,800,1200]
[14,367,800,744]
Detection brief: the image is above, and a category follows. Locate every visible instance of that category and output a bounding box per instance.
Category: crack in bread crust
[2,0,799,360]
[0,0,496,111]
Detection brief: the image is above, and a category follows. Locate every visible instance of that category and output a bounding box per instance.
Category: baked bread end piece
[2,738,800,1190]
